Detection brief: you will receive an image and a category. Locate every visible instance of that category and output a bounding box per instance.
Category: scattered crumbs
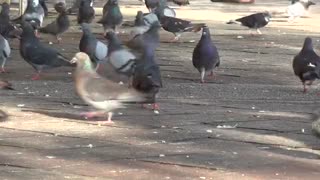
[189,40,195,43]
[161,140,166,143]
[301,129,305,133]
[186,155,189,158]
[206,129,213,133]
[49,42,53,45]
[227,110,232,113]
[24,87,29,90]
[200,177,206,179]
[44,94,50,97]
[258,146,270,150]
[68,72,72,75]
[251,106,256,110]
[159,154,165,157]
[46,156,56,159]
[232,152,238,155]
[87,144,93,148]
[153,131,158,134]
[17,104,25,107]
[110,170,117,173]
[216,124,237,129]
[118,112,123,115]
[165,177,171,179]
[161,125,166,128]
[167,74,171,77]
[154,110,160,114]
[16,152,22,155]
[237,35,243,39]
[276,173,279,176]
[119,81,124,85]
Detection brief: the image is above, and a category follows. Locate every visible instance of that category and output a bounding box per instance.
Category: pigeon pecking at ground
[71,52,148,124]
[97,0,123,35]
[77,0,95,24]
[19,22,73,80]
[292,37,320,93]
[79,23,108,72]
[38,2,70,43]
[0,34,11,73]
[192,26,220,83]
[227,12,271,35]
[160,16,205,42]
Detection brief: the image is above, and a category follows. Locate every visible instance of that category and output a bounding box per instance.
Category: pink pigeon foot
[31,73,41,80]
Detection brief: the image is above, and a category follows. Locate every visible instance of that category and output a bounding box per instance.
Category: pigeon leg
[208,70,216,77]
[0,60,7,73]
[256,29,262,35]
[152,103,160,110]
[31,72,41,80]
[99,112,115,124]
[200,68,206,83]
[56,35,62,43]
[35,30,40,38]
[170,34,181,42]
[302,82,307,93]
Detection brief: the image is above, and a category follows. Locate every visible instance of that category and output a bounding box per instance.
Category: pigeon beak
[70,57,78,64]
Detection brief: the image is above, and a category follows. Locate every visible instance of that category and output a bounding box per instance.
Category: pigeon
[19,22,73,80]
[160,16,205,41]
[12,0,45,31]
[38,2,69,43]
[287,0,315,21]
[0,80,13,90]
[0,34,11,73]
[292,37,320,93]
[154,0,176,19]
[79,23,108,71]
[227,12,271,34]
[168,0,190,6]
[39,0,48,16]
[105,31,136,77]
[132,45,162,110]
[145,0,162,12]
[97,0,123,35]
[77,0,95,24]
[71,52,147,124]
[192,26,220,83]
[127,20,161,52]
[0,3,19,39]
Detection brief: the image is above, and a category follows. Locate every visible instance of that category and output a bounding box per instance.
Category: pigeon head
[21,22,36,37]
[105,31,122,52]
[201,26,211,38]
[29,0,39,7]
[54,2,67,13]
[107,0,118,5]
[135,11,145,26]
[71,52,94,70]
[302,37,313,51]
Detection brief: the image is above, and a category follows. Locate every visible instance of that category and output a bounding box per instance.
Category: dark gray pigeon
[105,31,136,77]
[132,45,162,110]
[77,0,95,24]
[192,26,220,83]
[12,0,45,31]
[292,37,320,93]
[19,22,73,80]
[97,0,123,35]
[0,2,19,39]
[0,34,10,73]
[227,12,271,34]
[38,2,69,43]
[127,20,161,52]
[79,23,108,71]
[160,16,205,41]
[71,52,147,124]
[145,0,162,12]
[154,0,176,19]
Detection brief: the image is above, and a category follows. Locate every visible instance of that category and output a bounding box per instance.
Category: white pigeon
[287,0,316,21]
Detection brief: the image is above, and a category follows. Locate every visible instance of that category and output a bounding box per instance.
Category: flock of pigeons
[0,0,319,124]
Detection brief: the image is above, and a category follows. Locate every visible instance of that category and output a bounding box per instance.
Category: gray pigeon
[79,23,108,71]
[154,0,176,19]
[38,2,69,43]
[292,37,320,93]
[77,0,95,24]
[97,0,123,35]
[192,26,220,83]
[132,45,162,110]
[19,22,73,80]
[0,34,10,73]
[12,0,45,32]
[71,52,147,124]
[105,31,136,77]
[127,20,161,52]
[0,2,19,39]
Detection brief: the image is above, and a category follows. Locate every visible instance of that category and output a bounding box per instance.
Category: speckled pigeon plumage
[192,26,220,83]
[292,37,320,93]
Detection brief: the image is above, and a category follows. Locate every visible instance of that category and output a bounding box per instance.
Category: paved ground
[1,0,320,179]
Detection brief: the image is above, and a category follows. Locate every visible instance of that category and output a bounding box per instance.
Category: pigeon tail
[226,20,241,24]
